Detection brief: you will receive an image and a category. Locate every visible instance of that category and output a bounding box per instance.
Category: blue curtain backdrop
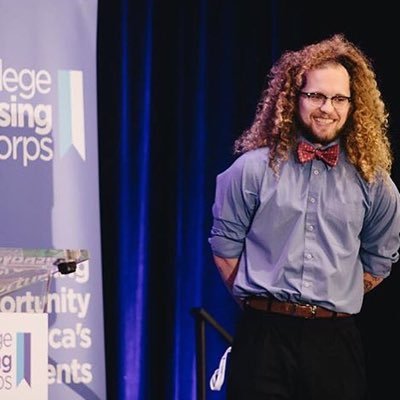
[97,1,400,399]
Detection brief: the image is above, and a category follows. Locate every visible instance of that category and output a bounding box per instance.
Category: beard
[301,126,341,145]
[295,114,350,146]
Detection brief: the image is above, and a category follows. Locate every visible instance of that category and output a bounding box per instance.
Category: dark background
[97,1,400,399]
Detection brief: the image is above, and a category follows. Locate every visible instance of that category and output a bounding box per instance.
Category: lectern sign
[0,247,89,399]
[0,313,48,400]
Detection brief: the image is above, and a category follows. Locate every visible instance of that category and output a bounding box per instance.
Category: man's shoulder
[235,147,269,164]
[220,147,269,181]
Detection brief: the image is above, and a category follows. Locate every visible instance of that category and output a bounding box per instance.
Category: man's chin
[302,130,340,146]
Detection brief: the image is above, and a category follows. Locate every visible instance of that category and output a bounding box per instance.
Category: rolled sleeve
[360,176,400,276]
[209,150,266,258]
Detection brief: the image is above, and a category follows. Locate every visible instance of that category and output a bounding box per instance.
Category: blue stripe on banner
[58,70,72,157]
[69,70,86,160]
[16,332,24,386]
[24,333,31,386]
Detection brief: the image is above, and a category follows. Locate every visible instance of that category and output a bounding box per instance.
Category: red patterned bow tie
[297,141,339,167]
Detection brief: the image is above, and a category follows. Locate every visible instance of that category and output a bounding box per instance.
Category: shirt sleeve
[208,150,267,258]
[360,175,400,276]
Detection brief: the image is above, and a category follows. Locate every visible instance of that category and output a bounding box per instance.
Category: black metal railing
[191,307,233,400]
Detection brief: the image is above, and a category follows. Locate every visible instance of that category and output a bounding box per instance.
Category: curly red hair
[234,34,392,183]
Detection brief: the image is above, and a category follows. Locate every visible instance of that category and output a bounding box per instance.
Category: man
[209,34,400,400]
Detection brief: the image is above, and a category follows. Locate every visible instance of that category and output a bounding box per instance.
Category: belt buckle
[308,304,317,318]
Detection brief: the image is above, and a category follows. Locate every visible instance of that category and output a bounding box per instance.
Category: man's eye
[310,93,323,100]
[333,96,347,103]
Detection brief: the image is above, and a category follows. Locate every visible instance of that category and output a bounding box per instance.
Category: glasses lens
[309,93,325,106]
[331,96,349,107]
[302,92,350,108]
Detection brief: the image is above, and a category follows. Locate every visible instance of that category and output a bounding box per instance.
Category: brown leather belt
[244,297,351,319]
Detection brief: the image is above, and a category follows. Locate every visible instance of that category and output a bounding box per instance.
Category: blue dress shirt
[209,144,400,314]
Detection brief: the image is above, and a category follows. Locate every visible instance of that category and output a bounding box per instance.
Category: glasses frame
[299,91,352,108]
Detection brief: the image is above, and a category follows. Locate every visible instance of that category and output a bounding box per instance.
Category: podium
[0,247,89,399]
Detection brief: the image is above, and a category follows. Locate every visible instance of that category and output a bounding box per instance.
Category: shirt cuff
[208,236,243,258]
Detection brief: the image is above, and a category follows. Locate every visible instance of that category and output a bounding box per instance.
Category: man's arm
[213,255,242,305]
[363,271,384,293]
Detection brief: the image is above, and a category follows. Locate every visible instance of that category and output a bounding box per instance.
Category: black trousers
[226,308,367,400]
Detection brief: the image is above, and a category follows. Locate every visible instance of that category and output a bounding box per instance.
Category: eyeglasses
[299,91,351,109]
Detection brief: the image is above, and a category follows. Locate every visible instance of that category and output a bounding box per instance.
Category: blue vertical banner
[0,1,106,399]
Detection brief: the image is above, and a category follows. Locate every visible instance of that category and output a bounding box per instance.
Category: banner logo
[0,59,87,165]
[0,315,47,397]
[57,70,86,160]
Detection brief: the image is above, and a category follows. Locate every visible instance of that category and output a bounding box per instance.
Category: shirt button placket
[302,160,321,296]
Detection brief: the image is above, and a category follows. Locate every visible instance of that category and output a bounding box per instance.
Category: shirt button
[307,224,314,231]
[304,282,310,288]
[305,253,312,259]
[313,169,320,175]
[309,197,316,203]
